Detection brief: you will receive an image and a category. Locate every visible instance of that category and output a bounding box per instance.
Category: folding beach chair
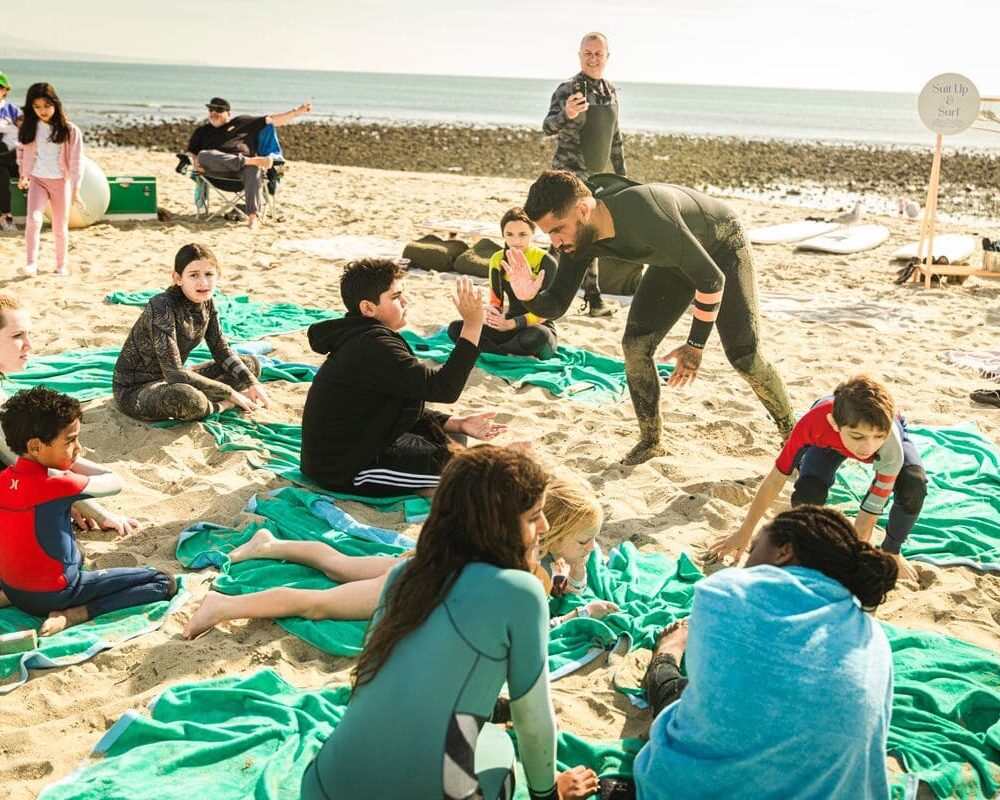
[176,124,285,222]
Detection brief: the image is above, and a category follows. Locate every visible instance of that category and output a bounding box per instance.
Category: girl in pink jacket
[16,83,83,277]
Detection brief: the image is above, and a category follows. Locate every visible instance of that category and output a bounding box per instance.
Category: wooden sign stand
[912,89,1000,287]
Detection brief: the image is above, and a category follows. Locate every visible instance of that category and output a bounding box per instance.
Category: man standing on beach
[543,32,626,318]
[506,170,795,465]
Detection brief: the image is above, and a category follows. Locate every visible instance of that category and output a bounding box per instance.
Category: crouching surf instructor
[506,170,795,464]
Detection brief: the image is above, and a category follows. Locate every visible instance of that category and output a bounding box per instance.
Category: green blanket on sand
[174,487,1000,800]
[174,486,701,671]
[400,328,673,403]
[105,287,673,401]
[37,624,1000,800]
[829,422,1000,572]
[105,289,336,341]
[7,345,316,401]
[0,577,188,693]
[38,668,642,800]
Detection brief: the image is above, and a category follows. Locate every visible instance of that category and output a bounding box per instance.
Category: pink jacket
[16,122,84,188]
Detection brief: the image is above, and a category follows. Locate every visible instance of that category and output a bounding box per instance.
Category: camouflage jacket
[542,72,627,179]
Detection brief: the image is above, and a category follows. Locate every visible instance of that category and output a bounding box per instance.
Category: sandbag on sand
[402,234,468,271]
[453,238,502,278]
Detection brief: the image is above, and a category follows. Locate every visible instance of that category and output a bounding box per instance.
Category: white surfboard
[748,220,839,244]
[891,233,976,264]
[795,225,890,254]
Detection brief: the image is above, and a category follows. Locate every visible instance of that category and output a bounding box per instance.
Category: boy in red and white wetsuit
[0,387,176,635]
[709,375,927,581]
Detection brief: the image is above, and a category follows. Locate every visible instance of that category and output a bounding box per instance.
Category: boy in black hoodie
[301,259,508,497]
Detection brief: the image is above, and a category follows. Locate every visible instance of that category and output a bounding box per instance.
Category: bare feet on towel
[228,528,278,564]
[40,604,89,636]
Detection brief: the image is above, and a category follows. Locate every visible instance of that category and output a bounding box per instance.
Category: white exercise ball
[44,157,111,229]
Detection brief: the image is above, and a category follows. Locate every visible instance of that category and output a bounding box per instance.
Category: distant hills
[1,35,202,66]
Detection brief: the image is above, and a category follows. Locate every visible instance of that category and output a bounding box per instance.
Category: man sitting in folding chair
[182,96,311,228]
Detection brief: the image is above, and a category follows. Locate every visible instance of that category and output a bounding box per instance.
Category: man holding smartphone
[543,32,627,317]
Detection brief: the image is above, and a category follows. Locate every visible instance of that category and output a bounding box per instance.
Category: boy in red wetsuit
[0,387,176,634]
[709,375,927,581]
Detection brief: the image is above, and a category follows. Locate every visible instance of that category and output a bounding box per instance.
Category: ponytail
[768,505,898,608]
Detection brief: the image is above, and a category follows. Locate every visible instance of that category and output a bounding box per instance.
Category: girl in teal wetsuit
[300,447,598,800]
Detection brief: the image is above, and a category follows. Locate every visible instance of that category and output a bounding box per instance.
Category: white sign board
[917,73,980,135]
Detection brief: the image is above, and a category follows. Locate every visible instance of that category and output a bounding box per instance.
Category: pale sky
[6,0,998,93]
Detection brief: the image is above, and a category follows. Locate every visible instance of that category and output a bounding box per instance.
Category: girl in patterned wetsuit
[113,243,269,422]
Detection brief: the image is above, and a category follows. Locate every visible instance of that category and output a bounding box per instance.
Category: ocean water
[2,57,998,150]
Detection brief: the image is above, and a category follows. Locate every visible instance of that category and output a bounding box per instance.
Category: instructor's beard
[562,220,598,255]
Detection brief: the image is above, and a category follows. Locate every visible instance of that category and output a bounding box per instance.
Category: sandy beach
[1,145,999,799]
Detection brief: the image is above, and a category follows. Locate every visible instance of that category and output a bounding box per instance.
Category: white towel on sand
[274,236,405,262]
[939,350,1000,380]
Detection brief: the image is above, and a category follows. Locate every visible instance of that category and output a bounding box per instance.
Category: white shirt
[31,121,64,179]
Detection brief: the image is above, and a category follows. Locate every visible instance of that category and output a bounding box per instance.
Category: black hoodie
[300,314,480,490]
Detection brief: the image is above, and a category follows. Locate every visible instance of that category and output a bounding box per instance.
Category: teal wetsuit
[301,561,558,800]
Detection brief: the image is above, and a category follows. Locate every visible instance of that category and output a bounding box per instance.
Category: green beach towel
[40,622,1000,800]
[158,413,432,521]
[402,328,673,403]
[0,577,188,693]
[829,422,1000,571]
[105,290,336,341]
[175,485,700,672]
[8,345,316,401]
[175,487,411,657]
[38,668,639,800]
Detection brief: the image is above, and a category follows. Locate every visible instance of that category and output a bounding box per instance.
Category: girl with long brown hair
[299,446,597,800]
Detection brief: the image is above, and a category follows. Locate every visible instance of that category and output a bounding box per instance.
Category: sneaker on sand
[18,263,37,277]
[0,215,16,232]
[55,265,70,276]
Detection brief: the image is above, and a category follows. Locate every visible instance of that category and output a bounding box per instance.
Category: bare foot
[0,589,10,608]
[621,439,666,465]
[228,528,277,564]
[40,605,89,636]
[247,214,259,230]
[652,619,689,663]
[182,592,233,640]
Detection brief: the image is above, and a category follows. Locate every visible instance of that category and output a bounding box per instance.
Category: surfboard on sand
[891,234,976,264]
[748,220,839,244]
[795,225,890,254]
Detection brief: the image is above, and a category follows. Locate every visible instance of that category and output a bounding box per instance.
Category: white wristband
[576,605,591,619]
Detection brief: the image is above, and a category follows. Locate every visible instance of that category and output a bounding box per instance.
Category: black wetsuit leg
[642,652,688,721]
[448,320,557,359]
[621,265,693,462]
[0,145,18,216]
[709,226,795,436]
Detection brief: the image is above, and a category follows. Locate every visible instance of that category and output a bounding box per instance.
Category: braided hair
[767,505,898,608]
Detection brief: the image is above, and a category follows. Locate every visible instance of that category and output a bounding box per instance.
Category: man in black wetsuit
[543,32,626,318]
[506,170,794,465]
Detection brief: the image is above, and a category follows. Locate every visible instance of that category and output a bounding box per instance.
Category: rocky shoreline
[92,120,1000,220]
